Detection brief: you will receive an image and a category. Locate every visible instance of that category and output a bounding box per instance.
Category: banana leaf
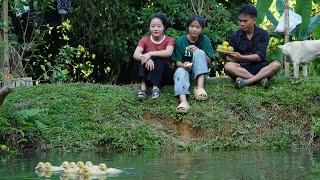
[276,0,284,16]
[256,0,273,25]
[303,14,320,40]
[266,10,278,27]
[295,0,312,40]
[312,24,320,40]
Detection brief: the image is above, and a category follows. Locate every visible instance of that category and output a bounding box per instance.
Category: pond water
[0,149,319,179]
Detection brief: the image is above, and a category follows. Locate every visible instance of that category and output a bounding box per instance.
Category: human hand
[186,45,199,52]
[140,53,152,65]
[145,59,155,71]
[227,52,241,61]
[183,62,192,71]
[220,53,228,60]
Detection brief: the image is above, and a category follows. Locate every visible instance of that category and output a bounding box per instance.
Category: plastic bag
[274,9,302,33]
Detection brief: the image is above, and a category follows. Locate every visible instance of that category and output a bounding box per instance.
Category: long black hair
[148,13,172,31]
[186,15,205,49]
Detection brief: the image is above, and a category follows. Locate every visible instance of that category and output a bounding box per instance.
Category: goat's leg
[293,62,299,78]
[302,63,308,77]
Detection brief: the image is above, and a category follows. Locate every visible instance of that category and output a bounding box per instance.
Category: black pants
[138,57,174,88]
[238,59,280,75]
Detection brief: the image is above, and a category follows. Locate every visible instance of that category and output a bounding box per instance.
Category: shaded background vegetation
[1,0,248,84]
[1,0,319,84]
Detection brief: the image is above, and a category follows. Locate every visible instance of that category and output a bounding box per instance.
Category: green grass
[0,77,320,153]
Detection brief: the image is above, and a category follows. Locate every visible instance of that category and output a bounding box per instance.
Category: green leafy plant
[315,119,320,136]
[1,0,56,79]
[39,45,89,83]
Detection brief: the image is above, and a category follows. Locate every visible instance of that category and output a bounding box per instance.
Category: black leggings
[138,57,174,88]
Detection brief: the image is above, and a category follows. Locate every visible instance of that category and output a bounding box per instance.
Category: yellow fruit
[222,46,228,51]
[227,46,234,52]
[222,41,229,47]
[217,45,223,50]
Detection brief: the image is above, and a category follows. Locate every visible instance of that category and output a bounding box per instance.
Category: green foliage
[96,122,160,151]
[312,23,320,39]
[309,58,320,76]
[0,115,34,154]
[295,0,313,40]
[256,0,320,40]
[3,0,56,78]
[256,0,274,25]
[315,119,320,136]
[39,45,88,83]
[67,0,141,83]
[266,35,284,64]
[0,71,3,81]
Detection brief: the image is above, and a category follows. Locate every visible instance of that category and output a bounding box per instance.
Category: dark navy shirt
[230,25,269,62]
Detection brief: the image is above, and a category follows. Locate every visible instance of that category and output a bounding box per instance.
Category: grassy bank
[0,77,320,153]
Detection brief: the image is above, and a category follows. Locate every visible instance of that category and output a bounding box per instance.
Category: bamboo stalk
[284,0,290,76]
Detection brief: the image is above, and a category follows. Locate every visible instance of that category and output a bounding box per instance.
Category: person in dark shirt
[223,4,281,89]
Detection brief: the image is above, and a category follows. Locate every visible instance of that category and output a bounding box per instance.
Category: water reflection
[0,149,319,179]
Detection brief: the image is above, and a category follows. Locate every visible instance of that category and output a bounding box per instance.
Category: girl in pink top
[133,13,175,100]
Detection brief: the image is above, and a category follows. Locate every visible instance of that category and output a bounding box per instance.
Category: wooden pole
[0,1,3,70]
[2,0,12,85]
[284,0,290,76]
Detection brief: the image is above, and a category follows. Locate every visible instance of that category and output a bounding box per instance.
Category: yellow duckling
[69,162,79,170]
[60,161,69,167]
[61,161,78,174]
[44,162,64,172]
[83,165,106,176]
[77,161,85,173]
[35,162,52,178]
[99,163,122,174]
[35,162,45,171]
[85,161,99,170]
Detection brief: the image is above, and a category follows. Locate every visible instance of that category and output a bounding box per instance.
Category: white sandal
[194,87,208,101]
[176,102,190,113]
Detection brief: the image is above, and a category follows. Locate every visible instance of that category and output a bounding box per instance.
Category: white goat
[278,40,320,78]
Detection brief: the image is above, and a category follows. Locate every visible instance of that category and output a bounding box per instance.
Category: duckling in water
[69,162,79,171]
[83,165,106,176]
[44,162,64,172]
[60,161,69,168]
[61,161,78,174]
[77,161,85,173]
[85,161,99,170]
[35,162,45,171]
[99,163,122,174]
